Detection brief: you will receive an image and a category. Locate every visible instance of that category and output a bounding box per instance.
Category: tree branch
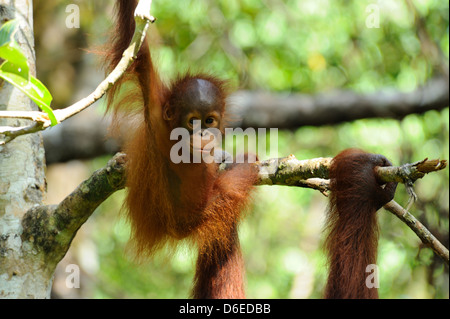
[384,200,449,264]
[0,122,44,145]
[41,92,449,164]
[250,154,447,188]
[21,153,126,265]
[229,76,449,129]
[31,152,448,265]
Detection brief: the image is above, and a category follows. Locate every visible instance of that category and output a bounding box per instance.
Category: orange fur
[104,0,258,298]
[103,1,396,300]
[324,149,397,299]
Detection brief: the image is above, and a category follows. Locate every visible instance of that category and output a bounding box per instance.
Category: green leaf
[0,20,57,126]
[0,54,28,79]
[0,61,57,126]
[0,20,18,45]
[0,20,29,77]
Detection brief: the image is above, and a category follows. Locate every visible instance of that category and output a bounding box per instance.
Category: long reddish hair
[324,149,397,299]
[103,0,259,299]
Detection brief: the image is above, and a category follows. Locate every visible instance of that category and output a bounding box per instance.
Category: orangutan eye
[205,117,214,125]
[189,117,199,125]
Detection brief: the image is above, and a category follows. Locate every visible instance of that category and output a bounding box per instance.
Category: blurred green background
[34,0,448,298]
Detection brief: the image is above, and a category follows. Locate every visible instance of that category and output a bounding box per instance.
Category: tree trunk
[0,1,50,299]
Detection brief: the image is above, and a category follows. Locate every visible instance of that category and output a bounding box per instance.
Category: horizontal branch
[0,110,49,122]
[2,57,449,145]
[28,152,448,265]
[0,122,44,145]
[253,154,447,187]
[229,76,449,129]
[375,157,447,183]
[41,104,449,165]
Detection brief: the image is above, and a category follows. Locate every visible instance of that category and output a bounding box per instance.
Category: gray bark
[0,1,50,299]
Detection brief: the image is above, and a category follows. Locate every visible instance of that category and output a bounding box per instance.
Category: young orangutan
[104,0,258,298]
[104,1,397,299]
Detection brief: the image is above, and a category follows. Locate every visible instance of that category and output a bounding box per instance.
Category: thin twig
[375,158,448,183]
[384,200,449,265]
[55,2,153,122]
[0,122,44,145]
[0,110,49,122]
